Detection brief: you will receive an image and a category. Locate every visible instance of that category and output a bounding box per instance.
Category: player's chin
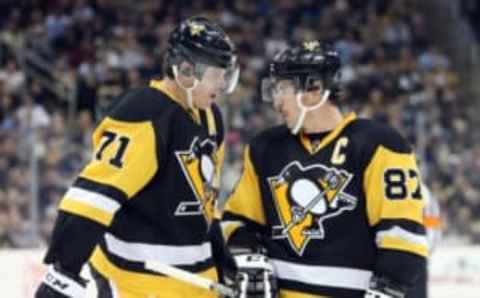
[283,117,294,129]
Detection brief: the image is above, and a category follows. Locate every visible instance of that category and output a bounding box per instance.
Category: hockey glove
[365,275,407,298]
[234,253,278,298]
[35,265,87,298]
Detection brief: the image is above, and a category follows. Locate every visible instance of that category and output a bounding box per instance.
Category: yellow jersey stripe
[224,146,266,225]
[89,246,218,297]
[378,235,429,257]
[59,198,114,226]
[299,112,357,154]
[280,289,329,298]
[221,221,243,242]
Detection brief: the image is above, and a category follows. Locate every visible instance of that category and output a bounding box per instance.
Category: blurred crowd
[462,0,480,42]
[0,0,479,248]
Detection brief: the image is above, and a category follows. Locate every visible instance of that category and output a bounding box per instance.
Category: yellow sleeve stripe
[378,199,424,226]
[59,197,114,226]
[224,146,266,225]
[65,187,121,214]
[90,246,219,295]
[376,226,428,257]
[364,145,425,226]
[299,112,356,154]
[279,289,329,298]
[378,235,428,258]
[221,220,244,242]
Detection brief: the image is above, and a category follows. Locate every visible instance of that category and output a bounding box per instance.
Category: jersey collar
[149,79,201,123]
[299,112,357,154]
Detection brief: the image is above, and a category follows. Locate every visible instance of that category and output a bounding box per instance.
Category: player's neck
[162,78,189,110]
[302,104,343,134]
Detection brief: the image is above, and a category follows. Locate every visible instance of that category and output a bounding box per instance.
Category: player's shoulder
[105,86,177,122]
[249,125,291,157]
[347,117,412,154]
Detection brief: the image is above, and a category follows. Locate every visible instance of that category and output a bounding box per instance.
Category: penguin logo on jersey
[175,137,219,223]
[269,161,357,255]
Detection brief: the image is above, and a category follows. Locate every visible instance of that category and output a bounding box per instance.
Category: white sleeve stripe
[376,226,428,247]
[104,233,213,266]
[43,265,86,297]
[65,187,122,214]
[271,259,372,290]
[220,220,244,230]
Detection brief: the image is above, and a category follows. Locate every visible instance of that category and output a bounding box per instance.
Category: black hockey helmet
[262,41,341,102]
[165,16,238,93]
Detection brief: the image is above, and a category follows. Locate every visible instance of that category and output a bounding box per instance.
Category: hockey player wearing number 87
[222,41,428,297]
[35,16,239,298]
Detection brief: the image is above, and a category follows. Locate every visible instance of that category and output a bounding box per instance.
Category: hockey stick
[271,189,327,237]
[145,261,237,297]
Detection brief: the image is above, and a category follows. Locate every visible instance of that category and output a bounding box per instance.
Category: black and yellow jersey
[222,112,427,298]
[45,80,225,297]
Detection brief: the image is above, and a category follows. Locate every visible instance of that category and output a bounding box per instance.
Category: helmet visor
[195,61,239,95]
[261,77,298,103]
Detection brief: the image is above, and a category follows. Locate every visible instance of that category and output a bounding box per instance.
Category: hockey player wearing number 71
[35,16,240,298]
[221,41,428,297]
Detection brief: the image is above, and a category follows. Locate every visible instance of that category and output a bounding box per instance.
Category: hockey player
[222,41,428,297]
[35,16,239,298]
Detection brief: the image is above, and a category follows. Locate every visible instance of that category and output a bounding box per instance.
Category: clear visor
[195,61,240,94]
[261,76,323,103]
[261,78,298,103]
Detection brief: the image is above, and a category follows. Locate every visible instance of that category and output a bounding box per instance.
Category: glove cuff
[365,275,407,298]
[43,265,87,298]
[234,254,274,272]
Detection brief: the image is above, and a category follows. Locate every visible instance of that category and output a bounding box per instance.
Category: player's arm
[222,145,267,251]
[36,117,159,298]
[363,133,428,297]
[221,145,278,298]
[204,103,240,274]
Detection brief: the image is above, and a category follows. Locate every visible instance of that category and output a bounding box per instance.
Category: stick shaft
[145,261,236,297]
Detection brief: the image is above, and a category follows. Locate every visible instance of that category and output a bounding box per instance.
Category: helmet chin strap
[172,65,199,110]
[291,89,331,135]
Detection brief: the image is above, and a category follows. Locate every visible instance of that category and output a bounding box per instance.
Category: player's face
[272,80,301,130]
[192,66,228,109]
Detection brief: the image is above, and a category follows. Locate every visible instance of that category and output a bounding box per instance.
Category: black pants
[407,265,428,298]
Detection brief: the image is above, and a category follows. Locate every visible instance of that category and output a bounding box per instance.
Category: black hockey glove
[35,265,87,298]
[365,275,408,298]
[233,253,278,298]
